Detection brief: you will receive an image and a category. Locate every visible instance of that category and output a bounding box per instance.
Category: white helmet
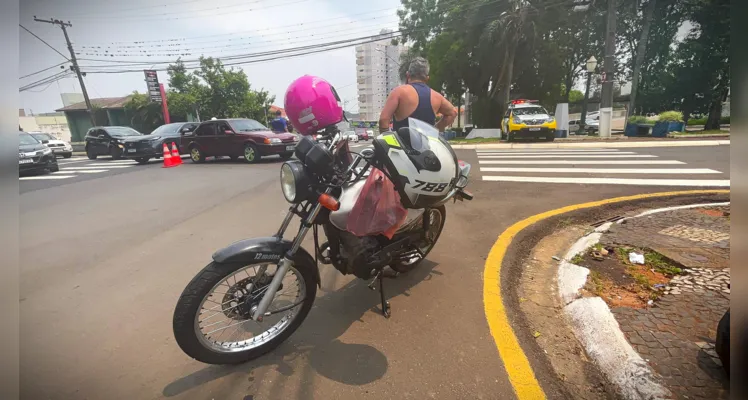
[373,118,458,209]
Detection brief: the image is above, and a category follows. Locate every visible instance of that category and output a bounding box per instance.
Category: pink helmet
[284,75,343,135]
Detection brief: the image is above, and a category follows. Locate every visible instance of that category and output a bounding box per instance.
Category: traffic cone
[171,142,182,166]
[162,143,176,168]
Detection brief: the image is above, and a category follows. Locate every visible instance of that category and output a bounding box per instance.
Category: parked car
[84,126,144,160]
[19,132,58,175]
[344,131,359,143]
[181,118,299,164]
[121,122,199,164]
[357,131,370,141]
[29,132,73,158]
[568,119,599,135]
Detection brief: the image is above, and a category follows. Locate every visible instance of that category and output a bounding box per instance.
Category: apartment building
[355,31,404,121]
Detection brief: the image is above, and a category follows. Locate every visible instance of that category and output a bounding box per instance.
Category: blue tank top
[392,82,436,131]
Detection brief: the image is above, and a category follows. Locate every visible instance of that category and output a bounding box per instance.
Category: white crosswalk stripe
[476,148,729,187]
[20,159,139,181]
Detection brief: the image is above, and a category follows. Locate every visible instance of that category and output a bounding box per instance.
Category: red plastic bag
[346,168,408,239]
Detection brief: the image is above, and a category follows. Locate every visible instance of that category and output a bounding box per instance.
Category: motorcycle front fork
[251,201,323,321]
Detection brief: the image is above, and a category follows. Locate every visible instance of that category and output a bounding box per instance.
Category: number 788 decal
[412,180,448,193]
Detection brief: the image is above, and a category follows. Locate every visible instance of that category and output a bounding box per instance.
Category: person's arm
[435,93,457,132]
[282,118,289,132]
[379,88,400,133]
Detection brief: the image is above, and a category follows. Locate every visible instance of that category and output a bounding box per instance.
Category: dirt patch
[518,225,616,399]
[577,245,682,309]
[696,208,728,218]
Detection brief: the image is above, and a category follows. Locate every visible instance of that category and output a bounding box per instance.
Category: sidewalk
[577,204,730,399]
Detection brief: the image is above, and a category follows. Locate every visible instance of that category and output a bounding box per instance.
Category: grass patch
[643,251,682,276]
[587,270,605,296]
[448,137,502,144]
[557,217,574,228]
[670,129,729,136]
[571,253,584,264]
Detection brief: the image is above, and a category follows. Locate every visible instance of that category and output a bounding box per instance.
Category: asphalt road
[19,143,729,399]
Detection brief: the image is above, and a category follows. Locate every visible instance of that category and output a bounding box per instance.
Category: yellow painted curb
[483,189,730,400]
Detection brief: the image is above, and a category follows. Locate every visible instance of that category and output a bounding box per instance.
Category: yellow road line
[483,189,730,399]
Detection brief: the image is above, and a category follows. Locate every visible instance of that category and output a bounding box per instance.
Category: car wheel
[135,157,151,165]
[110,146,122,160]
[545,135,555,142]
[190,146,205,163]
[86,146,97,160]
[243,144,259,164]
[280,152,293,160]
[63,153,72,159]
[507,132,515,142]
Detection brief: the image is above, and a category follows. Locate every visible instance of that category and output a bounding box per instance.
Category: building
[19,109,72,142]
[56,96,132,142]
[355,30,403,121]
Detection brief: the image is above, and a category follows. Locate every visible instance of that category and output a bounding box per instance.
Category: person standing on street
[270,110,288,133]
[378,57,457,133]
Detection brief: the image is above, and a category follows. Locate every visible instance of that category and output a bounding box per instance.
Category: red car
[182,118,299,163]
[357,130,370,141]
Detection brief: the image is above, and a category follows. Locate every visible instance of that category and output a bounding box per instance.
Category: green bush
[687,116,730,125]
[657,111,684,123]
[628,115,649,124]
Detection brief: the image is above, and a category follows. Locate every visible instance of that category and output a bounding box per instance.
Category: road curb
[558,200,730,400]
[453,139,729,150]
[483,190,728,400]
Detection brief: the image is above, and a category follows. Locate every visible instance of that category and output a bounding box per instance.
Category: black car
[121,122,199,164]
[19,132,58,175]
[84,126,144,160]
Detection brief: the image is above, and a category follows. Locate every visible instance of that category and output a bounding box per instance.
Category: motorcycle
[172,119,473,365]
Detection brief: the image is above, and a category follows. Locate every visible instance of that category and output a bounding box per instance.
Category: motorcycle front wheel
[391,205,447,273]
[173,256,317,365]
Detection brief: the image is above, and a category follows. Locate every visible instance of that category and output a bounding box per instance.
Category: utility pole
[599,0,617,137]
[33,16,96,127]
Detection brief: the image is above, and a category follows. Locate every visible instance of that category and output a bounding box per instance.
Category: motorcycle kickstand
[368,271,391,318]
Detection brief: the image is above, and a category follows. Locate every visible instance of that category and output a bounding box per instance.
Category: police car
[501,99,557,142]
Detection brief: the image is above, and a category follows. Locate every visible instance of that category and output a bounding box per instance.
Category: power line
[19,24,70,60]
[20,71,74,92]
[20,61,68,79]
[75,21,399,59]
[61,0,248,18]
[68,0,309,22]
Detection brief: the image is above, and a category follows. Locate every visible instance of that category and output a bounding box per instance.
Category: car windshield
[229,119,267,132]
[150,123,181,136]
[31,133,55,141]
[512,106,549,116]
[19,133,39,145]
[107,127,142,137]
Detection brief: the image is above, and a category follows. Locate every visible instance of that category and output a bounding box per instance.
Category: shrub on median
[657,111,684,123]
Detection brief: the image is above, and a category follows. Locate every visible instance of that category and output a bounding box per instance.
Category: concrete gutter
[557,201,731,399]
[451,139,729,150]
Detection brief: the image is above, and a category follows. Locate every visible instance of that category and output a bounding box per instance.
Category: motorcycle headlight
[280,160,309,203]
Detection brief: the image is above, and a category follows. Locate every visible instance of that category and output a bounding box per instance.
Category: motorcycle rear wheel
[390,205,446,273]
[173,257,317,365]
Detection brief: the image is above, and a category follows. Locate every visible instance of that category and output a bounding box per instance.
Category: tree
[124,92,163,134]
[568,89,584,103]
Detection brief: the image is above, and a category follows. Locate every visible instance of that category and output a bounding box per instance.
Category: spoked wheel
[173,258,317,364]
[390,205,446,273]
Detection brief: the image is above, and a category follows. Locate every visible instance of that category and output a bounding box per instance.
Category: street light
[580,56,597,134]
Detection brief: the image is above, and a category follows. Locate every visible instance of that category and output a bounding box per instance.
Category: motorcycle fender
[211,237,320,286]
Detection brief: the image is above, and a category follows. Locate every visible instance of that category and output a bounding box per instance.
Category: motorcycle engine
[338,231,384,279]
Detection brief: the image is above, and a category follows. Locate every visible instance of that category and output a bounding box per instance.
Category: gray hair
[407,57,430,81]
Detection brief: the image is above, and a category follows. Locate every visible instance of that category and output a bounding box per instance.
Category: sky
[19,0,402,114]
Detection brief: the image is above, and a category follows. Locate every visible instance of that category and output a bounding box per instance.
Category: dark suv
[121,122,199,164]
[84,126,143,160]
[182,118,298,163]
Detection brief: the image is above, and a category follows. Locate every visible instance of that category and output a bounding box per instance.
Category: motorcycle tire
[391,205,446,274]
[173,257,318,365]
